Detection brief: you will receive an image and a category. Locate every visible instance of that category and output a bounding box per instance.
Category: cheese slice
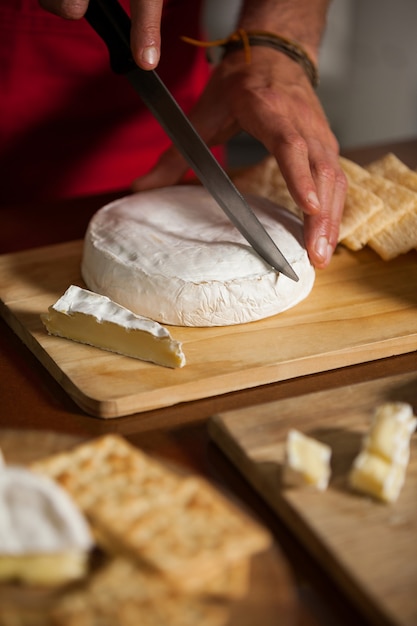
[81,186,315,327]
[283,429,332,491]
[41,285,186,368]
[0,466,93,585]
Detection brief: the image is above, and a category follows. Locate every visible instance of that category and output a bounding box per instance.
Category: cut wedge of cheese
[41,285,186,368]
[0,466,93,585]
[283,429,331,491]
[81,186,315,327]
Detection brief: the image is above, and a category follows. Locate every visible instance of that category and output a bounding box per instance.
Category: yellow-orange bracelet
[181,29,319,88]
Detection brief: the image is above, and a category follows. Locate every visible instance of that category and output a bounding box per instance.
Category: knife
[84,0,299,281]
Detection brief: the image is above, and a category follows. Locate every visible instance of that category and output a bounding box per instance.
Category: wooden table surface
[1,138,417,626]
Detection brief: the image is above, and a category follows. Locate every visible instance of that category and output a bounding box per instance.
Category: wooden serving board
[0,429,296,626]
[209,371,417,626]
[0,240,416,418]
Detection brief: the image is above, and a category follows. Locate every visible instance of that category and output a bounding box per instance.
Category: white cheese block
[348,451,406,504]
[81,186,315,327]
[283,429,332,491]
[0,466,93,584]
[364,402,417,466]
[41,285,186,368]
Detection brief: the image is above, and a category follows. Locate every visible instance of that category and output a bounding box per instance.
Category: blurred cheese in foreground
[41,285,186,369]
[349,402,416,503]
[364,402,417,466]
[0,466,93,585]
[283,429,332,491]
[349,451,406,504]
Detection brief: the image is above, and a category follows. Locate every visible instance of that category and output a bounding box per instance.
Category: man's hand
[39,0,347,268]
[132,48,347,269]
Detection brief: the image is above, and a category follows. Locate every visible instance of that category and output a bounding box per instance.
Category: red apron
[0,0,219,205]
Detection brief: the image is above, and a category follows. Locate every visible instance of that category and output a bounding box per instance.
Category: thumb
[130,0,163,69]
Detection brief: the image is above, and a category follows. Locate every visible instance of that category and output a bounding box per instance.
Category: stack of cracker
[29,434,271,626]
[232,152,417,261]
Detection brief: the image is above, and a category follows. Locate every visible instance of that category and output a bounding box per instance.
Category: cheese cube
[348,450,406,503]
[283,430,332,491]
[364,402,416,466]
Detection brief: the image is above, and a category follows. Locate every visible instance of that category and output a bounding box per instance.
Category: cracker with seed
[366,152,417,193]
[31,435,270,594]
[90,474,269,592]
[52,557,230,626]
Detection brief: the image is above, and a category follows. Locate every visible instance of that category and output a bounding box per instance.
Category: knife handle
[85,0,135,74]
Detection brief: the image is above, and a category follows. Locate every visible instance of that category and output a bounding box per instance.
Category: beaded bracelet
[181,29,319,89]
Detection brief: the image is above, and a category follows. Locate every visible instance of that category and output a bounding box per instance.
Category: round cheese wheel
[81,186,315,326]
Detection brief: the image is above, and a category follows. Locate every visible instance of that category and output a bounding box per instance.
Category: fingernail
[315,235,333,264]
[142,46,159,67]
[307,191,320,211]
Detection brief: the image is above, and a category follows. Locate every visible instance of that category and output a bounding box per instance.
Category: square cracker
[339,156,371,185]
[31,435,270,593]
[341,173,417,251]
[368,210,417,260]
[338,181,384,242]
[232,155,301,217]
[366,152,417,193]
[52,557,230,626]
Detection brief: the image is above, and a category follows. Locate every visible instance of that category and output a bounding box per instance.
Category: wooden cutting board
[209,371,417,626]
[0,240,416,418]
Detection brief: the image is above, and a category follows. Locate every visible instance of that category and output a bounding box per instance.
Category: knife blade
[84,0,299,281]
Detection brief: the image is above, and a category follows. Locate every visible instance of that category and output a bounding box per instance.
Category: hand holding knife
[84,0,299,281]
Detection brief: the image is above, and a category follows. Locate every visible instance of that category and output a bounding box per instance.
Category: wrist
[236,0,330,66]
[221,30,319,88]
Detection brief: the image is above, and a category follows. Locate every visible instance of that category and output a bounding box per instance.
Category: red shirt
[0,0,218,205]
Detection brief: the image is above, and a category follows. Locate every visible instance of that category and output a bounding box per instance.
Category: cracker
[342,173,417,250]
[338,182,384,242]
[368,210,417,260]
[91,475,269,592]
[52,557,230,626]
[31,436,270,594]
[339,156,371,185]
[366,152,417,193]
[232,155,301,217]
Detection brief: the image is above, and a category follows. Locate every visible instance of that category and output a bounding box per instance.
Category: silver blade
[125,68,298,282]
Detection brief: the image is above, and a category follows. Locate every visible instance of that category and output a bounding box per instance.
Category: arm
[133,0,347,268]
[39,0,346,268]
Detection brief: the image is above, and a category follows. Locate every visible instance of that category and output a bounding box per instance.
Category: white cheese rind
[81,186,315,327]
[41,285,186,368]
[0,467,93,555]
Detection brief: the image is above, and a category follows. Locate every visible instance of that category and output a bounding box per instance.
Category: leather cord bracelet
[181,29,319,88]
